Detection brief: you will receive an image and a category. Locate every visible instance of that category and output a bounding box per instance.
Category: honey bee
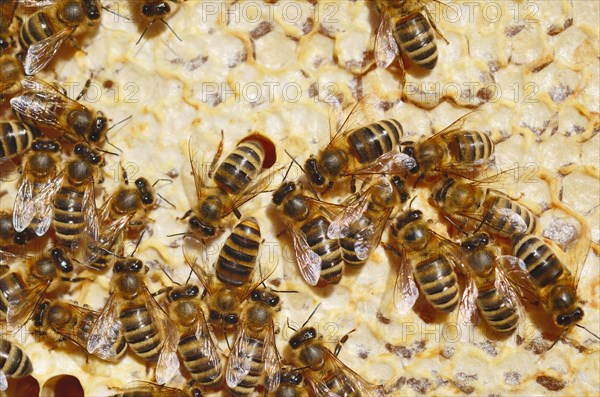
[18,0,102,75]
[0,247,78,330]
[165,283,223,387]
[432,177,538,238]
[0,339,33,392]
[83,170,157,270]
[52,143,104,251]
[13,139,63,237]
[0,55,24,96]
[183,219,275,332]
[185,133,277,239]
[269,368,308,397]
[272,181,344,286]
[328,175,409,267]
[511,234,583,328]
[10,76,109,145]
[388,209,460,313]
[87,257,180,385]
[402,115,495,180]
[457,233,521,334]
[374,0,448,72]
[288,325,383,397]
[304,104,411,190]
[109,381,203,397]
[226,288,281,396]
[33,299,128,361]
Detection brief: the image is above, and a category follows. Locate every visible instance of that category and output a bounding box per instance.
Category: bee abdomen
[395,13,437,69]
[0,122,41,160]
[486,196,537,236]
[0,339,33,378]
[512,234,563,288]
[0,273,27,318]
[348,119,402,164]
[217,218,261,287]
[179,334,223,386]
[120,306,162,361]
[340,234,367,268]
[19,11,56,50]
[229,337,264,396]
[447,130,494,163]
[477,288,518,333]
[53,188,85,247]
[214,140,265,195]
[302,216,343,284]
[415,257,459,312]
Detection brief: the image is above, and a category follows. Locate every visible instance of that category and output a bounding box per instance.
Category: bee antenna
[224,331,231,351]
[153,178,173,188]
[185,268,193,284]
[286,317,297,332]
[160,265,180,286]
[271,289,299,294]
[102,5,130,20]
[301,303,321,329]
[107,115,132,131]
[157,192,176,209]
[160,18,183,42]
[130,231,146,257]
[575,324,600,340]
[136,20,155,45]
[167,232,191,238]
[97,148,119,157]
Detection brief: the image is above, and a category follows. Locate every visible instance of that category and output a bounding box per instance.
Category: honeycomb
[0,0,598,396]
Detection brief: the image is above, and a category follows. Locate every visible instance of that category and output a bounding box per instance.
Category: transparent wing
[497,255,540,301]
[393,249,418,314]
[374,10,398,69]
[327,96,380,150]
[10,76,86,132]
[194,311,222,377]
[223,166,282,218]
[20,0,60,6]
[6,280,51,330]
[494,266,525,320]
[354,208,393,261]
[188,135,207,202]
[23,27,74,75]
[0,250,21,266]
[87,293,123,360]
[457,277,478,329]
[288,222,321,286]
[183,236,214,293]
[147,285,180,385]
[13,177,36,233]
[263,323,281,392]
[0,370,6,392]
[226,322,252,388]
[327,187,372,239]
[31,174,64,236]
[83,214,130,268]
[114,381,183,397]
[348,151,417,176]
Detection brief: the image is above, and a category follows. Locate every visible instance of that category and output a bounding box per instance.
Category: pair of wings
[109,381,190,397]
[87,283,180,385]
[226,318,280,392]
[303,348,384,397]
[188,137,278,224]
[13,168,64,237]
[328,176,397,262]
[183,235,277,299]
[10,77,91,137]
[3,278,51,332]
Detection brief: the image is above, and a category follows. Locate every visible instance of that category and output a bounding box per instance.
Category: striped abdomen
[228,335,264,396]
[19,10,61,50]
[79,309,127,360]
[512,234,564,289]
[13,92,58,130]
[483,193,537,237]
[178,333,222,386]
[394,12,437,69]
[120,302,163,362]
[0,122,41,160]
[214,140,265,195]
[340,216,371,268]
[414,256,459,312]
[445,130,494,164]
[322,373,360,397]
[301,216,343,284]
[476,287,519,334]
[0,339,33,379]
[216,218,261,288]
[0,273,26,320]
[348,119,402,164]
[53,186,86,249]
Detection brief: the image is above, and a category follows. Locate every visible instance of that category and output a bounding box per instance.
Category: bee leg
[68,35,87,54]
[380,241,401,258]
[350,175,357,194]
[423,7,449,44]
[334,329,356,357]
[76,77,92,102]
[208,130,225,179]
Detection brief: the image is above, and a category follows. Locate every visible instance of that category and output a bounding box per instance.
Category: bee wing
[354,208,393,261]
[23,27,75,75]
[374,9,399,69]
[393,248,418,314]
[327,187,373,239]
[0,370,6,392]
[83,214,130,268]
[6,280,51,330]
[0,250,21,266]
[145,285,180,385]
[19,0,60,6]
[457,276,478,330]
[116,381,183,397]
[497,255,540,301]
[494,266,526,320]
[183,236,214,293]
[327,96,379,149]
[306,350,384,397]
[263,323,281,392]
[87,292,123,360]
[13,177,36,233]
[225,321,252,388]
[31,174,64,236]
[188,135,207,201]
[194,311,222,375]
[288,221,321,286]
[10,76,86,133]
[223,167,282,218]
[347,151,417,176]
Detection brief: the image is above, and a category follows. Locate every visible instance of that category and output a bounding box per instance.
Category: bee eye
[268,296,279,306]
[209,310,219,321]
[172,292,181,300]
[114,263,124,272]
[251,290,260,300]
[187,286,199,296]
[225,314,238,324]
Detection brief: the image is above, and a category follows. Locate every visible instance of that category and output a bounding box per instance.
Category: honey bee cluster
[0,0,598,396]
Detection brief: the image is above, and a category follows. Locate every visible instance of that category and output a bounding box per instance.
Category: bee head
[394,210,423,231]
[281,370,303,385]
[142,2,171,18]
[251,288,280,308]
[550,285,583,327]
[402,144,419,174]
[89,112,108,143]
[391,175,409,203]
[272,181,297,205]
[462,233,490,251]
[114,258,145,273]
[289,327,317,350]
[135,178,155,206]
[305,156,325,187]
[168,284,199,301]
[74,143,103,165]
[83,0,102,21]
[51,248,74,273]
